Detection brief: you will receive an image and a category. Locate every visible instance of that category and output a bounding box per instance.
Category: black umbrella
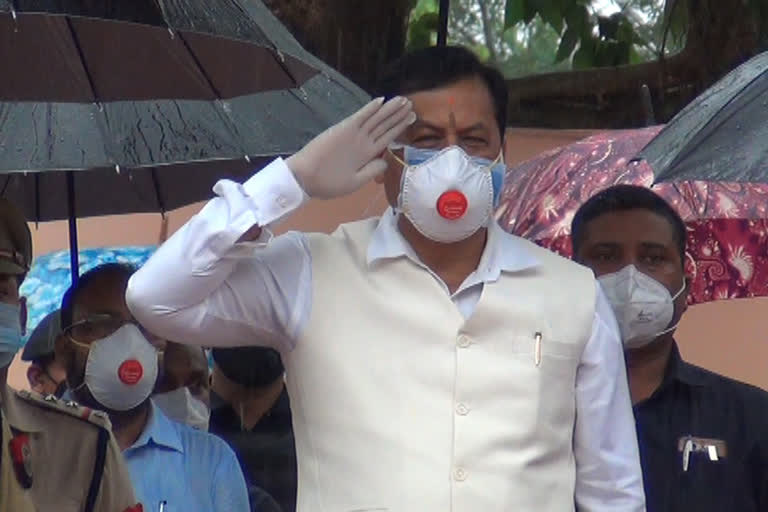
[638,50,768,184]
[0,0,368,282]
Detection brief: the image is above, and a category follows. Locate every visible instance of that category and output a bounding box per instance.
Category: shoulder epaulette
[14,390,112,429]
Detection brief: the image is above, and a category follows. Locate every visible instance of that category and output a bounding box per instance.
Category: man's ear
[27,364,43,391]
[19,296,27,336]
[681,274,692,315]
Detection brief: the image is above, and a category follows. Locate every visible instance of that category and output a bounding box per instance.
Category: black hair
[211,346,284,389]
[60,262,136,328]
[375,45,508,137]
[32,352,56,371]
[571,185,687,265]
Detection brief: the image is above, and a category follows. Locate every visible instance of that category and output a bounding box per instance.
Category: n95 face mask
[391,145,504,243]
[153,387,210,431]
[81,324,159,411]
[598,265,686,349]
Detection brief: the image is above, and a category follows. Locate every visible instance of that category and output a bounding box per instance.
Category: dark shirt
[209,387,297,512]
[634,343,768,512]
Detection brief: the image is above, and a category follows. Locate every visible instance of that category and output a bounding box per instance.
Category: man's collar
[366,208,540,277]
[129,400,184,453]
[663,342,708,388]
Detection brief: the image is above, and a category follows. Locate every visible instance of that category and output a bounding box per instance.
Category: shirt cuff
[241,157,308,227]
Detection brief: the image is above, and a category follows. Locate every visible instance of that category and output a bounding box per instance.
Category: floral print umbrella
[498,125,768,305]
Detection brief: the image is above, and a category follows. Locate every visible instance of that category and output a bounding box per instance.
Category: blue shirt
[123,400,250,512]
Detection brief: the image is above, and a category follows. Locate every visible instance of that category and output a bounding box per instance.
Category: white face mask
[391,145,503,243]
[79,324,159,411]
[598,265,686,349]
[153,387,210,431]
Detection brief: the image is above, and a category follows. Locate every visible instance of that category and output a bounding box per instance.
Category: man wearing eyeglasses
[0,199,140,512]
[56,262,250,512]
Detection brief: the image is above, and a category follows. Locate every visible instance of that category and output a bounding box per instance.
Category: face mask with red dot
[73,324,158,411]
[389,144,504,243]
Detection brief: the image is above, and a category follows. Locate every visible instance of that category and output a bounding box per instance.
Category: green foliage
[502,1,656,68]
[406,0,698,77]
[407,0,439,50]
[409,10,440,49]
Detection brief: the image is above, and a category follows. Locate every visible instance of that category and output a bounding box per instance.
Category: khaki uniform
[1,385,140,512]
[0,409,36,511]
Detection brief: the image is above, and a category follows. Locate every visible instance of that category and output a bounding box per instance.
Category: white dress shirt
[127,158,645,511]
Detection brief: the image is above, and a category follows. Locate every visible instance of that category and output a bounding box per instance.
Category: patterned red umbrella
[497,125,768,305]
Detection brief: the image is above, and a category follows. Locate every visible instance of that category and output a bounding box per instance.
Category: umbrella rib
[268,49,299,90]
[176,31,224,99]
[174,31,252,157]
[64,17,100,103]
[149,168,166,215]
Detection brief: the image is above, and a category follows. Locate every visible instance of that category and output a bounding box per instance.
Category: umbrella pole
[437,0,450,46]
[640,84,656,126]
[66,171,80,287]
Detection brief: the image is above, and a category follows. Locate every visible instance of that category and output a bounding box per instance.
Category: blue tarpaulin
[19,246,156,339]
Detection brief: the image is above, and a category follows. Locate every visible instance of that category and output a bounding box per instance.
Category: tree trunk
[263,0,414,92]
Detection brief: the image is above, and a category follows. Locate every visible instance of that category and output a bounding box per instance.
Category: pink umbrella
[497,125,768,305]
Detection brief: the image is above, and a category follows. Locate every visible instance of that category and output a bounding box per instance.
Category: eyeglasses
[63,313,160,346]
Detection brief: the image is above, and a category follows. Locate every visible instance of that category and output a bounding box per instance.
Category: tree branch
[478,0,499,62]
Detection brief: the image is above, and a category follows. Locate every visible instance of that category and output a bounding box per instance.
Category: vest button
[457,335,471,348]
[455,403,469,416]
[453,467,468,481]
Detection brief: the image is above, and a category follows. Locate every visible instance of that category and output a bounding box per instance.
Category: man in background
[0,199,139,512]
[57,262,249,511]
[572,184,768,511]
[153,341,211,430]
[210,346,296,512]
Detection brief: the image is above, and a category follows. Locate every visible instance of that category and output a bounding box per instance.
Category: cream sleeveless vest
[284,218,596,512]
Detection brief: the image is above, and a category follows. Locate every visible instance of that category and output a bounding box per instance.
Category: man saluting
[128,46,645,511]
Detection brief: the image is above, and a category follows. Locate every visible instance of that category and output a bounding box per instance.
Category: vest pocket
[507,335,580,381]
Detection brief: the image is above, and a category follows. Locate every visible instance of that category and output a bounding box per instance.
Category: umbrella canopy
[0,0,368,221]
[498,126,768,304]
[639,50,768,183]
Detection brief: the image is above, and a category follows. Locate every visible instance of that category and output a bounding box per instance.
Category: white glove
[286,96,415,199]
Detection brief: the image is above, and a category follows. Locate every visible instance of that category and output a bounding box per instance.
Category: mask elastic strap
[656,319,681,338]
[671,277,687,301]
[68,338,90,349]
[69,379,88,397]
[387,145,407,168]
[657,277,687,337]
